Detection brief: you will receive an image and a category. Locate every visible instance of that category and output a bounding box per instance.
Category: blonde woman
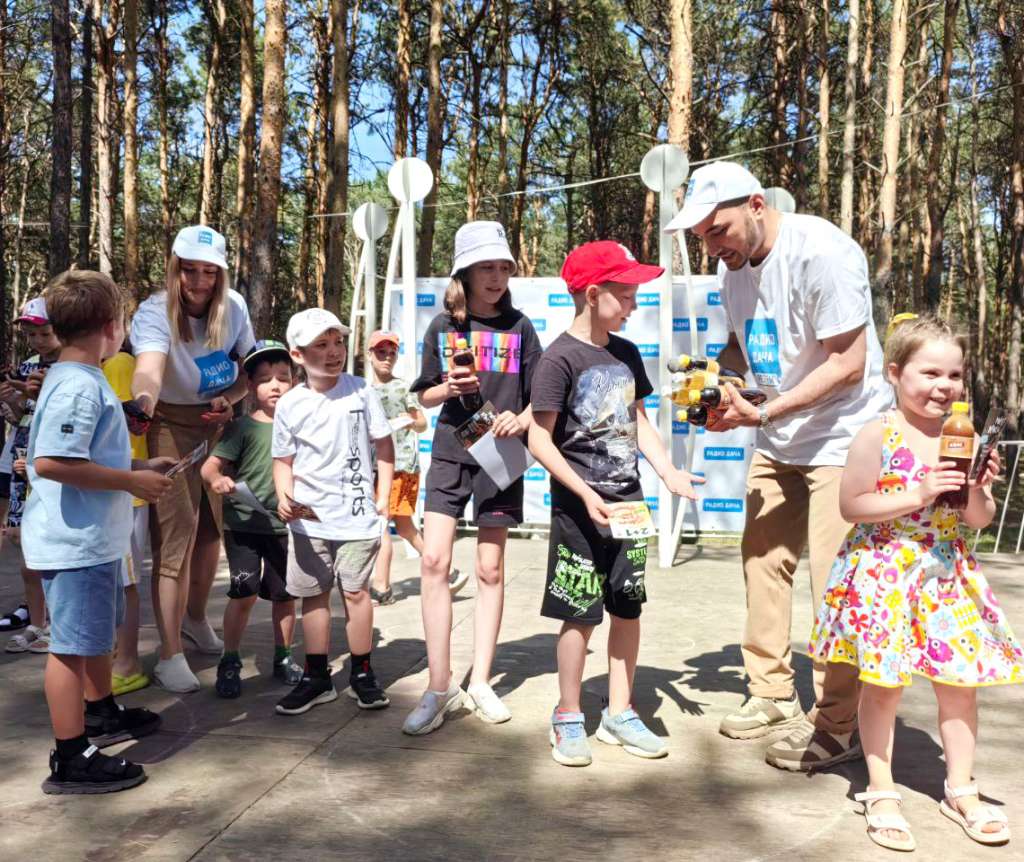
[131,226,255,691]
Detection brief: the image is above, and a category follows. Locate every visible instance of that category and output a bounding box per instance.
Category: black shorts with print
[541,498,648,626]
[224,530,292,602]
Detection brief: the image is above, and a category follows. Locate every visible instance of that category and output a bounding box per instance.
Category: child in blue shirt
[24,270,174,795]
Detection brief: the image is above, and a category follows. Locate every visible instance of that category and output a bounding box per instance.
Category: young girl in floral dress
[810,315,1022,852]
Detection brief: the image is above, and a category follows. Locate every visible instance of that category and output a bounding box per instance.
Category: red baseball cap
[560,241,664,293]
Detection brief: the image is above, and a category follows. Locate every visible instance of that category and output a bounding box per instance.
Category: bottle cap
[455,337,469,349]
[951,401,969,415]
[687,390,702,406]
[675,409,688,423]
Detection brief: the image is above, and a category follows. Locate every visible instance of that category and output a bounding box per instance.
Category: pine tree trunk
[466,52,482,221]
[49,0,73,277]
[0,0,6,364]
[394,0,411,159]
[123,0,140,294]
[250,0,287,332]
[839,0,858,233]
[78,4,93,267]
[235,0,257,285]
[417,0,443,276]
[494,0,510,223]
[324,0,349,313]
[817,0,831,217]
[872,0,909,316]
[93,0,120,277]
[314,10,331,307]
[856,0,874,250]
[910,26,930,309]
[668,0,692,151]
[199,0,226,227]
[297,92,318,307]
[770,6,792,188]
[153,0,172,259]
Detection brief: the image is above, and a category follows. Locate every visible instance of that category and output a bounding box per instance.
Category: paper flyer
[166,441,208,479]
[467,431,535,491]
[389,414,415,433]
[607,501,657,539]
[228,480,272,517]
[453,400,498,449]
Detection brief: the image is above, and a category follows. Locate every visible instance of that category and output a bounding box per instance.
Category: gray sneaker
[401,683,463,735]
[595,707,668,759]
[765,717,862,772]
[549,708,592,766]
[718,694,804,740]
[448,568,469,596]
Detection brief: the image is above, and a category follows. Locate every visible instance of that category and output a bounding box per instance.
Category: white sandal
[854,789,917,852]
[939,780,1010,846]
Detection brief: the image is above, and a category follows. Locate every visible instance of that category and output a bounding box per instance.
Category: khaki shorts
[286,533,381,606]
[147,402,224,581]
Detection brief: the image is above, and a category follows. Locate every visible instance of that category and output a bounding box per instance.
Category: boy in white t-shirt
[272,309,395,716]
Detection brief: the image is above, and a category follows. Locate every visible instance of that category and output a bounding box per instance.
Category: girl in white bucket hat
[402,221,542,735]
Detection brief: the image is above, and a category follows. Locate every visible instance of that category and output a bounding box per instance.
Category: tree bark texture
[417,0,444,275]
[49,0,73,277]
[199,0,227,227]
[78,3,94,267]
[123,0,140,294]
[235,0,257,285]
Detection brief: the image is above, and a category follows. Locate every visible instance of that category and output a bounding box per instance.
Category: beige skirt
[147,402,225,581]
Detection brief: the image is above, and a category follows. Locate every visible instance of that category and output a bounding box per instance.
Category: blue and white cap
[172,225,229,270]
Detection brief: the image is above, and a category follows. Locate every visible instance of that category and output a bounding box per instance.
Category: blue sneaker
[596,707,668,759]
[549,708,592,767]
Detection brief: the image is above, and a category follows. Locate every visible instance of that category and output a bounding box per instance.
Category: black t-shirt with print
[530,331,653,508]
[411,309,542,465]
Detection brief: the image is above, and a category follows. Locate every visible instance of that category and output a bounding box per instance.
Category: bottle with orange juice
[935,401,975,510]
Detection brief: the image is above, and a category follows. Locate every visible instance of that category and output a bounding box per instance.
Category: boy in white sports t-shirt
[272,309,395,716]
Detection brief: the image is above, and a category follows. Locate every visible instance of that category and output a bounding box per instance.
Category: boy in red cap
[528,241,703,766]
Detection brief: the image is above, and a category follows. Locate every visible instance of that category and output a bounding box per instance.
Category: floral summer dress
[809,412,1024,688]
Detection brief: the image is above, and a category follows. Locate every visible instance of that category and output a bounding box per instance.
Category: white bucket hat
[172,225,229,270]
[450,221,517,277]
[665,161,764,232]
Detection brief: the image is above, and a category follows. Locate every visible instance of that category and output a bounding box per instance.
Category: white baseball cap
[172,225,229,270]
[286,308,351,349]
[15,297,48,326]
[664,161,765,232]
[450,220,517,277]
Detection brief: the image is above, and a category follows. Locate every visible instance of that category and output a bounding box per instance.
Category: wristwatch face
[758,406,770,427]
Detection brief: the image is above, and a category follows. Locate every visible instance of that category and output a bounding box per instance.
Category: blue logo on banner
[533,318,547,331]
[705,342,726,356]
[637,344,659,358]
[745,318,783,386]
[418,440,432,453]
[544,493,551,507]
[707,291,722,306]
[431,416,438,428]
[637,293,659,306]
[644,394,659,408]
[673,420,688,435]
[525,467,546,481]
[704,446,745,461]
[194,350,235,397]
[548,295,574,306]
[645,496,659,512]
[398,293,436,307]
[197,229,214,246]
[703,498,743,512]
[673,317,709,332]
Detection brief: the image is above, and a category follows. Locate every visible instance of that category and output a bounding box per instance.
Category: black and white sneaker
[348,668,390,710]
[85,704,162,748]
[215,654,243,699]
[275,675,337,715]
[41,745,147,795]
[272,655,304,686]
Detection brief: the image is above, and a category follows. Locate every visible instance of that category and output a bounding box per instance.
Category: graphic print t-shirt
[410,310,542,464]
[131,289,255,405]
[529,332,653,508]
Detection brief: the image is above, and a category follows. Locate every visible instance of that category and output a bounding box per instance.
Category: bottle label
[939,435,974,460]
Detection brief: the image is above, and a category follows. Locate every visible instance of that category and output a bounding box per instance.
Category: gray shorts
[286,533,381,604]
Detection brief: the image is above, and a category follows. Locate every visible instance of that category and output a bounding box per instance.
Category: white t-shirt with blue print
[22,362,133,570]
[131,288,255,405]
[719,212,892,467]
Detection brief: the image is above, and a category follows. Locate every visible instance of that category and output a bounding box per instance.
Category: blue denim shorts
[41,560,126,656]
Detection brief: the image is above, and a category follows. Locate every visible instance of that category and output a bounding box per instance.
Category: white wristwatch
[757,404,773,430]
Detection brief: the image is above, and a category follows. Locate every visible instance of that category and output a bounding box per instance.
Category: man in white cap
[666,161,892,771]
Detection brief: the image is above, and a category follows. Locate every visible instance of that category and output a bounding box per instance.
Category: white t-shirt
[272,375,392,541]
[720,213,893,466]
[130,289,256,405]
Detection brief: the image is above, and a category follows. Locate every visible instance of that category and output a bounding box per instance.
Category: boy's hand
[916,462,965,505]
[0,380,18,403]
[139,456,177,474]
[24,369,47,400]
[375,495,390,518]
[127,469,174,503]
[211,475,236,495]
[969,448,1002,490]
[12,458,26,477]
[664,466,704,500]
[582,489,612,527]
[278,496,297,523]
[201,395,233,424]
[492,410,523,437]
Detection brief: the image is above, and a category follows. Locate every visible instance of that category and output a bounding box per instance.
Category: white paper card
[467,432,535,491]
[389,415,414,432]
[229,480,271,517]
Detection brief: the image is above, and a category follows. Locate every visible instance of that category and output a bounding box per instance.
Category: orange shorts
[388,471,421,517]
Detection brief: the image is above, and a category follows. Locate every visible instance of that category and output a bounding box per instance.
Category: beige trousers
[740,451,860,734]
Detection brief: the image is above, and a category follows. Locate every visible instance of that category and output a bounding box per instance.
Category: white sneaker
[154,653,201,693]
[402,683,464,735]
[448,568,470,596]
[28,626,50,654]
[6,624,47,654]
[181,615,223,655]
[466,682,511,724]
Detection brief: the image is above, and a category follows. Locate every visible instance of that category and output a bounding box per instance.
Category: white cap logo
[617,244,636,261]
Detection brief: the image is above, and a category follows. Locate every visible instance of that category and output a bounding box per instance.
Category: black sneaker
[272,655,304,685]
[41,745,147,795]
[370,586,395,606]
[85,704,162,748]
[275,675,337,715]
[215,654,243,699]
[348,667,390,710]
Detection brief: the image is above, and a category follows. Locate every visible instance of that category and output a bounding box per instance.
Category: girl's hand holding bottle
[916,462,966,506]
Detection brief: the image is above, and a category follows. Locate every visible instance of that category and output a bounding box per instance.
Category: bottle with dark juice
[450,337,484,413]
[935,401,974,510]
[688,385,767,408]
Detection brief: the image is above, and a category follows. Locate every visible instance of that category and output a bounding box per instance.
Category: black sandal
[41,745,147,795]
[0,604,29,631]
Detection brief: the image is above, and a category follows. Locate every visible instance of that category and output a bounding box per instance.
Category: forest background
[1,0,1023,428]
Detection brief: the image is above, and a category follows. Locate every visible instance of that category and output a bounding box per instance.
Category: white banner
[388,275,752,533]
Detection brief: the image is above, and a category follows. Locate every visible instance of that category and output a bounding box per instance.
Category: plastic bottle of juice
[935,401,975,510]
[450,337,484,413]
[689,386,767,408]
